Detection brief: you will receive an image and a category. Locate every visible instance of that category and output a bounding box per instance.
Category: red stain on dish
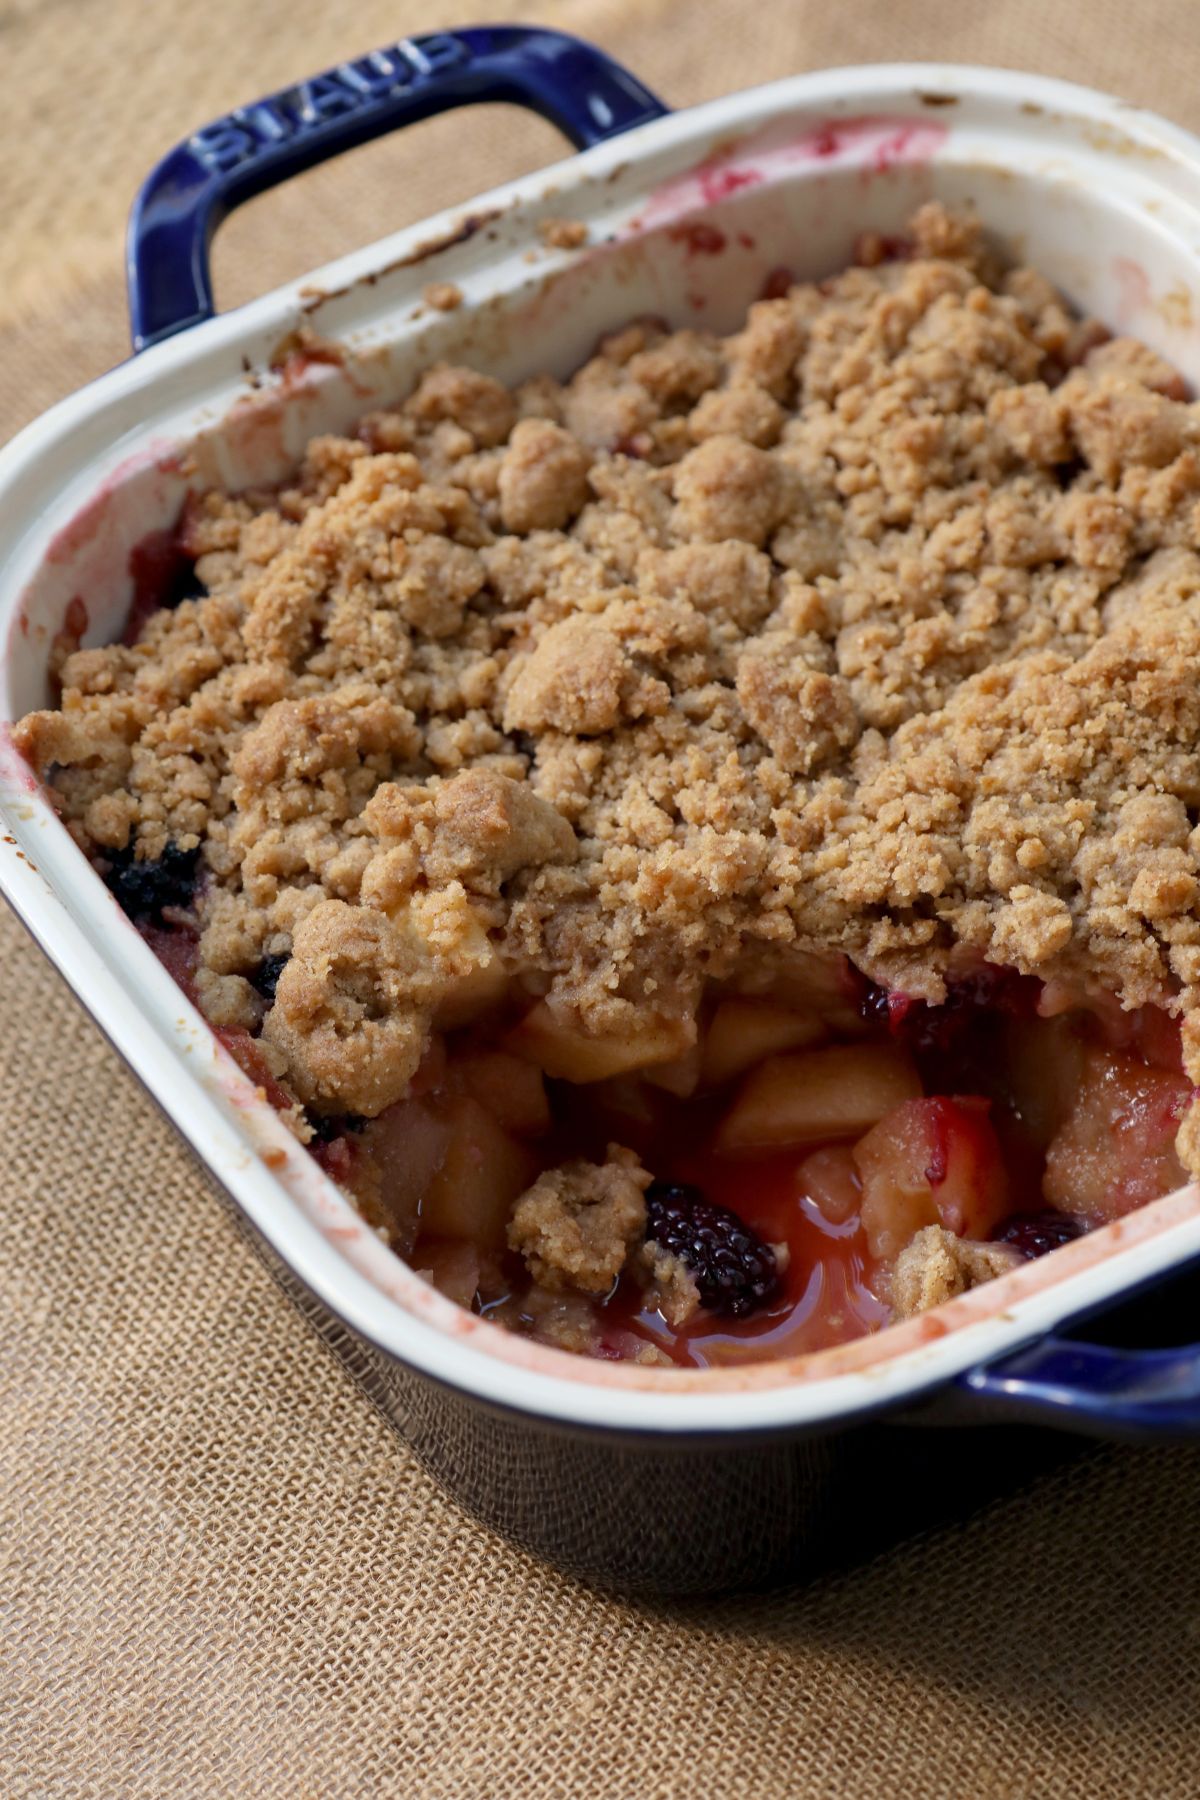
[760,266,796,300]
[42,441,183,567]
[631,115,949,235]
[10,440,188,656]
[265,330,373,402]
[667,220,727,256]
[216,351,369,477]
[43,486,119,570]
[870,123,938,173]
[1113,255,1151,324]
[697,164,761,204]
[60,596,88,641]
[269,336,346,378]
[0,724,40,794]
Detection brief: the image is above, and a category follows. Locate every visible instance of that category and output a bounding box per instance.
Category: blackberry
[858,966,1039,1052]
[104,841,200,922]
[858,980,912,1034]
[644,1182,779,1319]
[307,1111,367,1144]
[995,1210,1086,1260]
[251,952,290,1003]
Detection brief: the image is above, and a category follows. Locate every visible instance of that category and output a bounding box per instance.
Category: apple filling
[285,955,1189,1369]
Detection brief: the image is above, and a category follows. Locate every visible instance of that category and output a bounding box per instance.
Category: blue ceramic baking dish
[4,27,1200,1590]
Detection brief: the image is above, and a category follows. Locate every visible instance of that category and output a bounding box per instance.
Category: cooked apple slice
[452,1049,551,1136]
[797,1144,862,1225]
[1042,1046,1190,1222]
[995,1016,1085,1151]
[414,1240,482,1308]
[700,998,826,1088]
[398,890,510,1028]
[732,951,862,1031]
[715,1042,921,1153]
[505,999,695,1083]
[420,1094,538,1248]
[433,956,510,1029]
[643,1041,704,1098]
[854,1096,1009,1260]
[363,1097,453,1253]
[585,1075,672,1136]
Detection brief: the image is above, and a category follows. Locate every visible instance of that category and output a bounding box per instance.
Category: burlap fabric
[5,1,1200,1793]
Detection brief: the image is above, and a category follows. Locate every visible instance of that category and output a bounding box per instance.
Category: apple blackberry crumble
[19,203,1200,1368]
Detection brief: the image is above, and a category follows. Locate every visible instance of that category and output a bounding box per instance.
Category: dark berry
[857,966,1039,1052]
[307,1111,367,1143]
[104,841,200,921]
[995,1210,1087,1259]
[858,981,919,1034]
[252,952,290,1003]
[645,1181,779,1319]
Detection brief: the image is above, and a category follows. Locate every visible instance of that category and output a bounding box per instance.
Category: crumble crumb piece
[423,282,463,312]
[261,899,434,1115]
[890,1225,1022,1320]
[637,1240,702,1327]
[538,217,589,250]
[508,1144,651,1294]
[672,434,786,546]
[362,767,578,898]
[735,632,861,774]
[502,615,669,736]
[498,418,591,533]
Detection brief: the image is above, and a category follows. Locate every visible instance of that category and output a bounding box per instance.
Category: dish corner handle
[960,1334,1200,1438]
[126,26,669,353]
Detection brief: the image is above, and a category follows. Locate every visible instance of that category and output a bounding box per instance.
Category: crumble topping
[507,1145,651,1293]
[17,202,1200,1188]
[890,1224,1022,1320]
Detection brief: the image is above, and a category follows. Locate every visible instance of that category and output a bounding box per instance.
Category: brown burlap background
[6,2,1200,1794]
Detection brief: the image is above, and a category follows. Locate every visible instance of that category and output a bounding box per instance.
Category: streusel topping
[18,203,1200,1167]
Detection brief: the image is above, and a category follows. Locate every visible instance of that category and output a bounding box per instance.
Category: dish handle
[960,1335,1200,1437]
[127,26,669,352]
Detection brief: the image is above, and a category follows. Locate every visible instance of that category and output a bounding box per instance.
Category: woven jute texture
[6,1,1200,1794]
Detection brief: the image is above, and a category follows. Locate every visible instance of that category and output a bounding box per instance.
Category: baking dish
[5,25,1200,1590]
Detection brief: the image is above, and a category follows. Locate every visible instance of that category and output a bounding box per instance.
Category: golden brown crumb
[890,1225,1022,1320]
[498,418,591,533]
[508,1145,651,1293]
[261,900,434,1115]
[538,217,589,251]
[423,282,463,312]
